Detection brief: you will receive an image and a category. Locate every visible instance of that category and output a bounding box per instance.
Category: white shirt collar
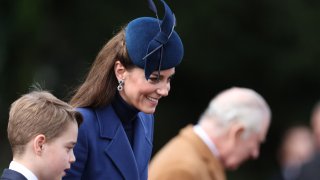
[9,161,38,180]
[193,124,220,158]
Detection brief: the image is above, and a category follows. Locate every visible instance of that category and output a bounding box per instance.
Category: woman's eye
[149,77,159,82]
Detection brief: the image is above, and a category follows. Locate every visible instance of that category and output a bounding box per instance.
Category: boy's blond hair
[7,90,82,157]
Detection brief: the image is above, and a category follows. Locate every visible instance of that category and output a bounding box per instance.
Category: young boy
[0,90,82,180]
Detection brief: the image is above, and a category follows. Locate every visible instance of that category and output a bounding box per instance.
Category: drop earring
[117,79,124,91]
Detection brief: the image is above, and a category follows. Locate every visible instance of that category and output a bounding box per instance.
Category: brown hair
[7,90,83,156]
[70,27,135,108]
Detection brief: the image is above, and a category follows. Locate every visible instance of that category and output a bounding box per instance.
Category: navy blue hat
[125,0,184,79]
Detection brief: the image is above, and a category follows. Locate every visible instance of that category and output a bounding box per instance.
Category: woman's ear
[114,61,126,80]
[33,134,46,155]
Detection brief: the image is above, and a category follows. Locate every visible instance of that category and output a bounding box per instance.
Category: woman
[63,0,184,179]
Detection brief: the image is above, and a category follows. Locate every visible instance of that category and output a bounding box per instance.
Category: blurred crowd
[270,102,320,180]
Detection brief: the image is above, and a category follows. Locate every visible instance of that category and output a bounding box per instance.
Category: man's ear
[228,122,245,145]
[33,134,46,155]
[114,61,126,80]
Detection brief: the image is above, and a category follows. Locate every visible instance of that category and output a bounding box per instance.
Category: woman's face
[119,67,175,114]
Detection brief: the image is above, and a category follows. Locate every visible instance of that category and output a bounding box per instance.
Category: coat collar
[95,105,122,139]
[1,169,28,180]
[95,105,152,179]
[182,125,226,180]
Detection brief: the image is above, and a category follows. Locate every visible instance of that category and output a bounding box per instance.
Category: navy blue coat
[0,169,27,180]
[63,104,154,180]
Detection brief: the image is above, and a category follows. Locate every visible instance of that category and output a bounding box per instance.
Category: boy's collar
[9,160,38,180]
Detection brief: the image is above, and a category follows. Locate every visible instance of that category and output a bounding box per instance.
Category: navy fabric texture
[125,0,184,79]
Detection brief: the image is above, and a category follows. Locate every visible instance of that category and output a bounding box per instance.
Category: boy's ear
[33,134,46,155]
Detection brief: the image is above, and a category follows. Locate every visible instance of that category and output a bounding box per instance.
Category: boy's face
[40,121,78,180]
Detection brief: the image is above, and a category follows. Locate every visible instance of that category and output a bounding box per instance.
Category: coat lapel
[133,114,153,174]
[96,106,139,180]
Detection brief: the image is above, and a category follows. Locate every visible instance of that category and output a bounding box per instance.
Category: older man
[149,87,271,180]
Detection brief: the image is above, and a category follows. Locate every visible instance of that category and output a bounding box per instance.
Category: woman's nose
[156,82,170,97]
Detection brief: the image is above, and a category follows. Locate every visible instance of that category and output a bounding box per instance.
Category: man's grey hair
[199,87,271,137]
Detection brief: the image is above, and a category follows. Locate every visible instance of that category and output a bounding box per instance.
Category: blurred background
[1,0,320,179]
